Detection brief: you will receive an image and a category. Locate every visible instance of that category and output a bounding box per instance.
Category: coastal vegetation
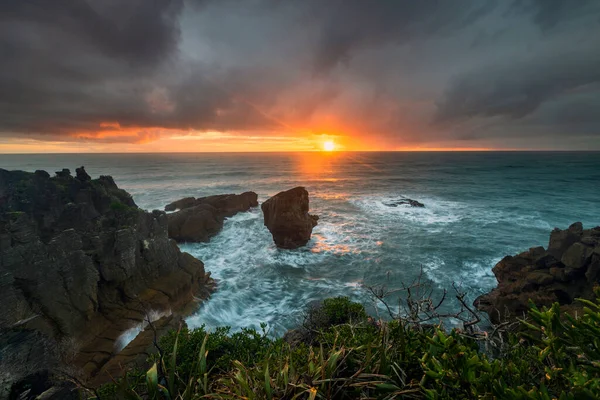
[96,292,600,399]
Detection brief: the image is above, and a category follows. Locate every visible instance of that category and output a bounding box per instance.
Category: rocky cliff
[261,187,318,249]
[166,192,258,242]
[0,167,213,395]
[475,222,600,324]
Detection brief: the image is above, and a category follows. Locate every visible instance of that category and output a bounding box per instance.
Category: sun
[323,140,335,151]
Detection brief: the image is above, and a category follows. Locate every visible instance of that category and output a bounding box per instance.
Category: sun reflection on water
[310,233,361,255]
[295,152,340,178]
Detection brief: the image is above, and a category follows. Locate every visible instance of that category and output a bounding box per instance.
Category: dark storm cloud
[294,0,499,72]
[0,0,185,135]
[512,0,599,31]
[435,42,600,122]
[0,0,599,148]
[434,0,600,140]
[0,0,292,138]
[1,0,182,65]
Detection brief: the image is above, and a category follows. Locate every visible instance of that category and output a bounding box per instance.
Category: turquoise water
[3,152,599,334]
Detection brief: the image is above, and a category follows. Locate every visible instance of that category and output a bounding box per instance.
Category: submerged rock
[261,187,318,249]
[0,167,214,391]
[166,192,258,242]
[383,197,425,207]
[475,222,600,324]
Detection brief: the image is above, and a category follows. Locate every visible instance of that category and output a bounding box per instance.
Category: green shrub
[157,324,273,380]
[96,294,600,400]
[304,296,369,330]
[109,201,128,212]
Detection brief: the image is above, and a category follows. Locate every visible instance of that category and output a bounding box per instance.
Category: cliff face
[0,167,213,389]
[475,222,600,324]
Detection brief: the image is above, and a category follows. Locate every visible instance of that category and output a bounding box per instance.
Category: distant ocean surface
[3,152,599,335]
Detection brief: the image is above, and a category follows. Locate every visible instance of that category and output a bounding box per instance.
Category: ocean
[2,152,599,335]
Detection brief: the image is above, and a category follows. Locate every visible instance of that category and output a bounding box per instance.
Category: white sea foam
[180,209,375,334]
[422,258,447,285]
[114,309,171,352]
[6,152,597,339]
[458,260,498,290]
[350,194,465,226]
[175,189,581,335]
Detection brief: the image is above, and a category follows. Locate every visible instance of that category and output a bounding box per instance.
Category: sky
[1,0,599,153]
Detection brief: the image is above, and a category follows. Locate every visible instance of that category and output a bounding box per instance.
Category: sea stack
[261,187,319,249]
[475,222,600,324]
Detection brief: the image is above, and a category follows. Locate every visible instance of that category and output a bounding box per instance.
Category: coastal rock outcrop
[384,197,425,208]
[166,192,258,242]
[475,222,600,324]
[0,167,214,394]
[261,187,319,249]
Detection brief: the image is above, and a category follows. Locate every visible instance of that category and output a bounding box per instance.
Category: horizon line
[1,149,600,155]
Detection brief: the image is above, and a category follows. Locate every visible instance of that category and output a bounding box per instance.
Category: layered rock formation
[261,187,319,249]
[475,222,600,324]
[0,167,213,395]
[166,192,258,242]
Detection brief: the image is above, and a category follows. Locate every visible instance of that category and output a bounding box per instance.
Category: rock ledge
[166,192,258,242]
[475,222,600,323]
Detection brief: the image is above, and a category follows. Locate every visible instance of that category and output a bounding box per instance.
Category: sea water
[3,152,599,335]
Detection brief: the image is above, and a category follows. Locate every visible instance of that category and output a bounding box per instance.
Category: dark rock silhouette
[75,166,91,181]
[165,192,258,242]
[475,222,600,324]
[384,197,425,208]
[55,168,71,178]
[261,187,319,249]
[0,167,214,392]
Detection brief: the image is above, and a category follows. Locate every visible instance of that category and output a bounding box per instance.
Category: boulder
[165,192,258,242]
[475,223,600,324]
[261,187,318,249]
[547,222,583,259]
[0,167,215,392]
[585,255,600,282]
[561,242,593,269]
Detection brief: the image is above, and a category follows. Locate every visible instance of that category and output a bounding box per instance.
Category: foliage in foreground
[96,292,600,399]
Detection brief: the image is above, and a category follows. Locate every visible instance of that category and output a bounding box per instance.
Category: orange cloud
[99,122,122,129]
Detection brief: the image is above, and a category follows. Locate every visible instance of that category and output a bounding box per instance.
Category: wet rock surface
[89,314,185,387]
[261,187,319,249]
[165,192,258,242]
[383,197,425,207]
[0,167,214,395]
[475,222,600,324]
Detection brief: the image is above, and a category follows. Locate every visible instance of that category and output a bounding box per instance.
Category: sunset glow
[1,1,598,153]
[323,141,335,151]
[1,2,599,398]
